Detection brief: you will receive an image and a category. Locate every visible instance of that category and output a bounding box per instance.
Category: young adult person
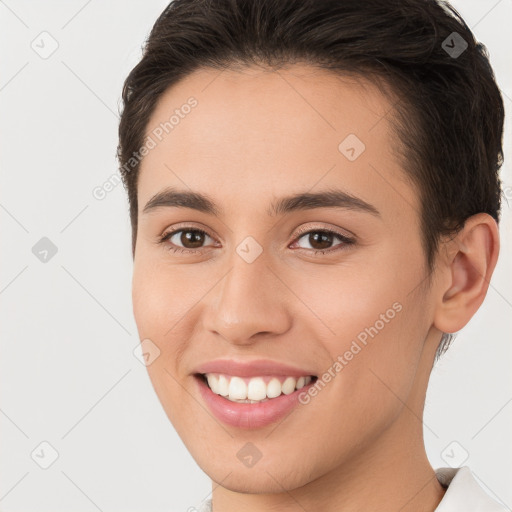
[117,1,506,510]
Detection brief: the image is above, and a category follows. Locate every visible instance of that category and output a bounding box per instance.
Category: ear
[433,213,500,334]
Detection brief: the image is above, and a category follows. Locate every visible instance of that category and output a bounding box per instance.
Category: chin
[204,464,312,494]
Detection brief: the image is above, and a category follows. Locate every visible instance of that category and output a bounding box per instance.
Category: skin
[131,64,499,512]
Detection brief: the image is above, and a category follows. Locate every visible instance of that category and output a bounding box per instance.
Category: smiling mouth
[196,373,318,403]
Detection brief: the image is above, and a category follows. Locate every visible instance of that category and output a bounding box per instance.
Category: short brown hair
[117,0,504,273]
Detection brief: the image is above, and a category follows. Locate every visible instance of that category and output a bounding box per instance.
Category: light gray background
[0,1,511,511]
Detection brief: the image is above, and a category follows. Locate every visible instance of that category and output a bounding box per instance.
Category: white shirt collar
[434,466,508,511]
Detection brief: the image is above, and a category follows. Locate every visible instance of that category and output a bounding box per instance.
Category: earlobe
[434,213,500,334]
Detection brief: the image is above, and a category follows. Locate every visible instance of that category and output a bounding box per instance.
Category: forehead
[137,64,416,218]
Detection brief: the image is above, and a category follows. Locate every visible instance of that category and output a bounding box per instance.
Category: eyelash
[158,225,355,257]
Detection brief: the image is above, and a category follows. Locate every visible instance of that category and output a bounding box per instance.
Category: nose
[202,253,292,346]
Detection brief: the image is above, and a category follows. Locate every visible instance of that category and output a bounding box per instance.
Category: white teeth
[206,374,218,393]
[228,376,247,400]
[282,376,296,395]
[204,373,313,402]
[247,377,267,401]
[217,375,229,396]
[266,378,282,398]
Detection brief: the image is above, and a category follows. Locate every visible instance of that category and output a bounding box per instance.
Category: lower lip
[195,375,315,429]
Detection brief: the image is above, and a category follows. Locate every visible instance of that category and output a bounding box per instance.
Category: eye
[158,227,217,254]
[158,225,355,256]
[291,227,354,255]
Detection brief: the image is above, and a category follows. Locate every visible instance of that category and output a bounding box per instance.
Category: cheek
[290,292,427,461]
[132,255,187,335]
[287,256,413,345]
[132,261,193,425]
[131,257,192,391]
[295,247,429,410]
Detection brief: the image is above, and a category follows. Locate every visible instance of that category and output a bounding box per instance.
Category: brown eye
[161,228,215,252]
[178,229,207,248]
[295,229,353,252]
[302,231,335,250]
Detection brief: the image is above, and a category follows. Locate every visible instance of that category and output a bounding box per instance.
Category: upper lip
[193,359,317,378]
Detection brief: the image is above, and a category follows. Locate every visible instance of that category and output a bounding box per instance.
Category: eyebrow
[142,186,380,217]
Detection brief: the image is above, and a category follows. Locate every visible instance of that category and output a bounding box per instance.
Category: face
[132,65,442,493]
